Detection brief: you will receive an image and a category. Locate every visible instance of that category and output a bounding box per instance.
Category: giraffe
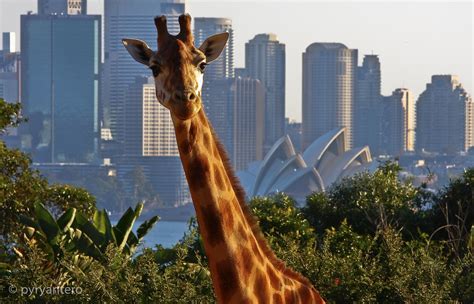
[122,14,326,304]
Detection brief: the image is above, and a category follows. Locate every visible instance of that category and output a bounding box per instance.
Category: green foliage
[431,168,474,257]
[0,99,24,134]
[250,193,315,246]
[304,161,425,238]
[19,202,159,262]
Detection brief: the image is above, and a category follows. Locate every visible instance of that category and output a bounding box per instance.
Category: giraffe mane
[208,121,316,288]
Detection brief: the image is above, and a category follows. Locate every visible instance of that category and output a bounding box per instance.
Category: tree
[431,168,474,257]
[249,193,315,246]
[303,161,425,238]
[0,99,96,241]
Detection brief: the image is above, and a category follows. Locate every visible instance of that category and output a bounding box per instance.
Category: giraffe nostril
[188,92,196,101]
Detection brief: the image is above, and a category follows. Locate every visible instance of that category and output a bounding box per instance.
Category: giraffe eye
[150,65,161,77]
[198,62,207,73]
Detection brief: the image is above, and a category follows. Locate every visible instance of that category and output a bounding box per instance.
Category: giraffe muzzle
[173,90,198,104]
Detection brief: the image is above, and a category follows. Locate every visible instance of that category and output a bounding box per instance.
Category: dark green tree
[303,161,425,238]
[0,99,96,241]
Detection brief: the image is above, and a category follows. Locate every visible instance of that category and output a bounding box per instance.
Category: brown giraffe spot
[189,122,198,144]
[187,156,210,188]
[298,285,312,303]
[178,138,192,155]
[273,293,284,304]
[175,122,187,134]
[201,203,224,247]
[254,272,269,303]
[267,266,281,290]
[240,247,253,277]
[284,289,296,303]
[221,200,234,232]
[216,259,239,303]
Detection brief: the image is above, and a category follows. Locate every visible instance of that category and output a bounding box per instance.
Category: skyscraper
[193,17,234,134]
[230,77,265,170]
[21,13,101,162]
[119,76,190,207]
[103,0,185,144]
[416,75,473,154]
[0,33,19,103]
[380,88,416,155]
[194,18,234,81]
[203,76,265,170]
[354,54,382,153]
[38,0,88,15]
[302,43,357,149]
[245,34,285,152]
[142,79,179,157]
[2,32,16,53]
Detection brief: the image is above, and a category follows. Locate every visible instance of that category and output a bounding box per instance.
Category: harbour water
[133,220,190,248]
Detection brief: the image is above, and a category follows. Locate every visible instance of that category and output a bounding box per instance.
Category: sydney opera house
[237,127,377,205]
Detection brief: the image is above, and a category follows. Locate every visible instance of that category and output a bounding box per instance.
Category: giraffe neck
[172,109,266,301]
[172,109,324,303]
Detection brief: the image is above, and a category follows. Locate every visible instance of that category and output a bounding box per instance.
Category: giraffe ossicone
[123,14,326,304]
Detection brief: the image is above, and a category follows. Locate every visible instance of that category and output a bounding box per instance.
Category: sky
[0,0,472,122]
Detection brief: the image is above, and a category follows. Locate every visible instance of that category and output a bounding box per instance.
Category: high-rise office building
[205,78,234,149]
[302,43,357,149]
[416,75,473,154]
[0,33,19,103]
[230,77,265,170]
[2,32,16,53]
[38,0,88,15]
[103,0,185,144]
[193,17,234,134]
[380,88,416,155]
[142,79,179,157]
[245,34,285,152]
[123,76,148,156]
[354,55,381,153]
[20,13,101,162]
[203,76,264,170]
[119,77,190,206]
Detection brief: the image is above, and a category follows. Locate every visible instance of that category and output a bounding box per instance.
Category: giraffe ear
[122,38,154,66]
[198,32,229,63]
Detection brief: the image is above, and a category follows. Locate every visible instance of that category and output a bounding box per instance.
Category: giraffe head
[122,14,229,120]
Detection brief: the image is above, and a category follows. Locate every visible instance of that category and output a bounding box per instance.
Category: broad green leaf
[114,205,140,250]
[136,215,159,241]
[93,209,115,245]
[34,202,60,245]
[72,212,105,248]
[18,214,40,230]
[57,208,76,231]
[72,230,104,261]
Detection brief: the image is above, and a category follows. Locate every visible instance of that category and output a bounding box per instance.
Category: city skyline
[1,0,471,122]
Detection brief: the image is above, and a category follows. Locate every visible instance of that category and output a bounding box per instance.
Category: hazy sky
[0,0,472,121]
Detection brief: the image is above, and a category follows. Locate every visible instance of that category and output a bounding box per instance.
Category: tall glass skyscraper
[193,17,234,136]
[354,55,381,153]
[38,0,88,15]
[416,75,473,153]
[118,77,190,207]
[21,13,101,163]
[245,34,285,153]
[302,43,357,149]
[103,0,185,145]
